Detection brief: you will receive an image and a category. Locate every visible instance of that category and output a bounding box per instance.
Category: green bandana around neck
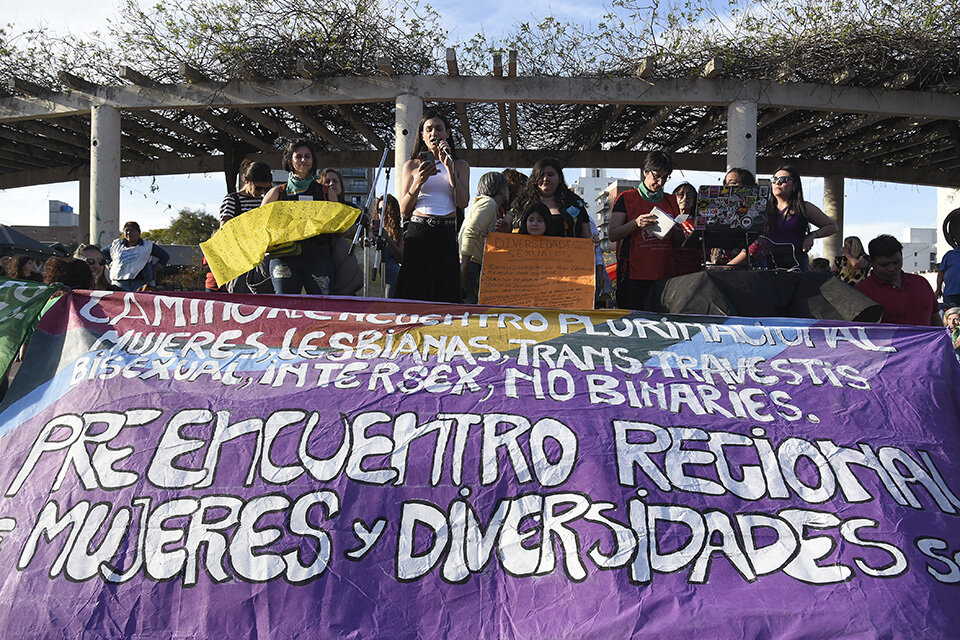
[286,174,315,195]
[638,180,664,203]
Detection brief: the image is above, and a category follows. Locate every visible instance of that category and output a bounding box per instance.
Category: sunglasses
[83,257,108,266]
[771,176,793,185]
[647,172,671,183]
[250,183,272,195]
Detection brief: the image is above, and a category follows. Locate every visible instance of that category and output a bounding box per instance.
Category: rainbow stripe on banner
[0,290,958,639]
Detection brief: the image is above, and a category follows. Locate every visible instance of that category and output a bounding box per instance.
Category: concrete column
[726,100,757,175]
[822,174,844,259]
[394,94,423,195]
[90,104,121,248]
[78,170,90,244]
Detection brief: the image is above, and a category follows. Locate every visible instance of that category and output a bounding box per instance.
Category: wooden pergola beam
[665,109,725,153]
[120,66,158,88]
[53,116,154,162]
[334,104,385,150]
[885,139,954,164]
[120,115,204,156]
[493,53,509,150]
[580,104,626,151]
[622,58,724,152]
[909,147,956,167]
[296,59,315,80]
[15,119,90,149]
[828,118,921,157]
[9,77,50,95]
[851,122,946,161]
[759,112,833,152]
[121,66,222,152]
[5,76,960,121]
[2,148,959,190]
[284,106,350,150]
[0,141,74,167]
[58,71,101,95]
[178,62,211,85]
[754,66,902,155]
[0,149,49,168]
[620,106,676,150]
[185,108,273,152]
[179,62,275,151]
[137,110,221,151]
[446,48,473,149]
[0,124,89,158]
[636,57,655,78]
[776,114,883,156]
[237,107,301,140]
[508,50,518,150]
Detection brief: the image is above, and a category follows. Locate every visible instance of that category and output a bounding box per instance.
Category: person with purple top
[728,165,837,270]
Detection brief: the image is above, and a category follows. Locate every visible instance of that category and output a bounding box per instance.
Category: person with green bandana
[608,150,684,311]
[261,138,335,295]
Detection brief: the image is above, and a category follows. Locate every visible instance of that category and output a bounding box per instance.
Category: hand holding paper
[646,206,678,239]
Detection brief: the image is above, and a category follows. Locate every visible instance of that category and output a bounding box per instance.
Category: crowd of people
[5,121,960,338]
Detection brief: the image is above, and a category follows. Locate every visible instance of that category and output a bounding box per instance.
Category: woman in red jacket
[608,150,683,310]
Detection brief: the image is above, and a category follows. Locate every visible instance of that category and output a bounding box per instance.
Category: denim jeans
[115,279,147,292]
[269,237,335,295]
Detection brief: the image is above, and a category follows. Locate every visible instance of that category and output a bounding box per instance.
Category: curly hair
[376,194,402,243]
[513,157,581,218]
[4,255,36,279]
[42,257,92,289]
[501,168,528,208]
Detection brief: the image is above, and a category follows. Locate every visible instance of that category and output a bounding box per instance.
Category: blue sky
[0,0,940,254]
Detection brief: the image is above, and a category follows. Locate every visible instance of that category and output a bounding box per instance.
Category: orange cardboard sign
[477,232,595,309]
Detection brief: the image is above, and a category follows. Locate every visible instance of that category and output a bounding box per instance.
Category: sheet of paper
[478,233,595,309]
[647,206,677,239]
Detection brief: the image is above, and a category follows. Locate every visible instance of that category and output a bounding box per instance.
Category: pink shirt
[856,271,937,326]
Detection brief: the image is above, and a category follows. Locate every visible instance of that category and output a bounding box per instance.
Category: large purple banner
[0,290,958,638]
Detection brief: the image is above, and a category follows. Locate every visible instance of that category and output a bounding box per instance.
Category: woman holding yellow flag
[262,138,336,294]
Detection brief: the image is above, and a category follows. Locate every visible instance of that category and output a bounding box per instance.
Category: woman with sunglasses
[219,159,274,225]
[728,166,837,270]
[73,244,113,289]
[215,159,274,292]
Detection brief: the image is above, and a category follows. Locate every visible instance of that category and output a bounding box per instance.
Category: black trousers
[395,218,461,303]
[616,276,655,311]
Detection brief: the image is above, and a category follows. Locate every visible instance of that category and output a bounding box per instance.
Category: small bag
[265,241,302,258]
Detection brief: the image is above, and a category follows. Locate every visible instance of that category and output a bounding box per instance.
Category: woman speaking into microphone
[396,111,470,302]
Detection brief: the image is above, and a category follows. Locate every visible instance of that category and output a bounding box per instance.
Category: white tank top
[414,161,456,216]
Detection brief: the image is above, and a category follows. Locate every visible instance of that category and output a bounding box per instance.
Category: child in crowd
[518,203,549,236]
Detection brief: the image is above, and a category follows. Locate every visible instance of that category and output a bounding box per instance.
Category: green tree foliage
[2,0,957,152]
[144,209,219,245]
[107,0,447,81]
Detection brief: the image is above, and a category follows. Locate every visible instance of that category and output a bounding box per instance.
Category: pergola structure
[1,49,959,254]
